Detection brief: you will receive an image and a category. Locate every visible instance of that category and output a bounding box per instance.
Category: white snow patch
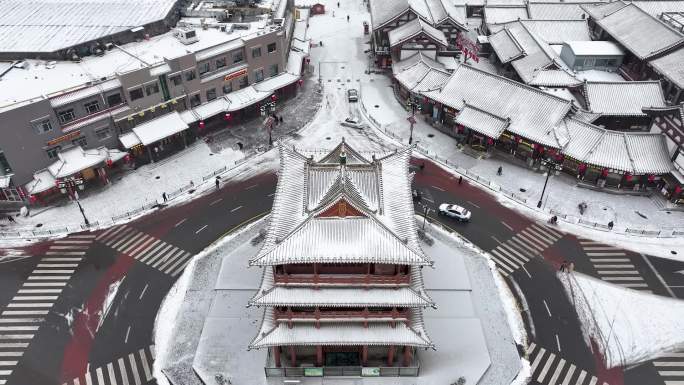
[559,272,684,368]
[96,278,123,334]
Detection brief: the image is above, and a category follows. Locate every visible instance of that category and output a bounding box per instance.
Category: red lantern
[297,79,304,86]
[29,195,37,204]
[625,173,633,182]
[601,168,608,178]
[224,113,231,121]
[124,154,131,163]
[199,120,205,130]
[271,94,277,102]
[487,138,494,146]
[648,174,655,183]
[675,186,682,194]
[106,159,113,167]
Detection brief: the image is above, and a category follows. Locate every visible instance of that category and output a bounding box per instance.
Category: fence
[625,228,661,236]
[111,202,158,222]
[578,219,610,230]
[202,166,227,181]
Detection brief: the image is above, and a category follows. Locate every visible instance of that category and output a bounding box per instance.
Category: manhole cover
[155,176,160,180]
[374,105,379,108]
[672,250,678,255]
[209,153,214,156]
[35,223,43,228]
[341,66,345,69]
[326,137,331,140]
[519,188,526,192]
[603,207,607,211]
[667,211,671,214]
[427,134,434,138]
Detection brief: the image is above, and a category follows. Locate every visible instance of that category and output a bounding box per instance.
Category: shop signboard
[362,367,380,377]
[304,367,323,377]
[224,68,248,82]
[47,130,81,146]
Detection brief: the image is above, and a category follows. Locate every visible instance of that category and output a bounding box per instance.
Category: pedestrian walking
[458,176,463,185]
[347,15,350,22]
[419,162,425,172]
[608,220,614,230]
[7,215,15,223]
[279,116,283,124]
[162,192,167,202]
[337,1,340,6]
[497,166,502,176]
[215,177,220,189]
[559,262,566,272]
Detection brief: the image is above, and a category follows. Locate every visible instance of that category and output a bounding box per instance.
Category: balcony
[274,308,410,322]
[273,273,410,287]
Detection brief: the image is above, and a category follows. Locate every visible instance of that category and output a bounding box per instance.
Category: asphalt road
[1,158,683,385]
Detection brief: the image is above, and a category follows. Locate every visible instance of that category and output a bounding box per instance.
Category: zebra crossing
[652,352,684,385]
[579,239,651,292]
[62,345,156,385]
[95,225,192,277]
[527,342,606,385]
[489,223,564,277]
[0,234,95,385]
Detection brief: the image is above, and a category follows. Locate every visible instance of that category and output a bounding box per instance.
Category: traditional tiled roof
[421,64,573,148]
[583,81,667,116]
[527,2,596,20]
[455,104,511,139]
[369,0,467,30]
[561,118,673,174]
[388,18,448,48]
[516,19,591,44]
[393,52,451,92]
[649,48,684,90]
[484,6,529,25]
[488,28,525,63]
[632,1,684,18]
[584,3,684,60]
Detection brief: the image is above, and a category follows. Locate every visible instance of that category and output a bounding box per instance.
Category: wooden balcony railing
[274,309,409,322]
[274,273,410,286]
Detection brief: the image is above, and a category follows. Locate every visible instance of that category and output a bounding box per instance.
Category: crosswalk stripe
[601,276,644,281]
[119,233,146,253]
[17,289,62,294]
[41,258,82,261]
[105,226,134,245]
[0,352,23,357]
[158,249,189,271]
[521,229,552,247]
[110,228,137,249]
[515,233,545,251]
[0,371,12,376]
[12,296,58,301]
[121,233,150,254]
[27,275,71,280]
[659,371,684,375]
[132,239,161,260]
[49,245,89,250]
[655,362,684,366]
[163,252,193,274]
[7,303,53,308]
[22,282,67,287]
[46,251,85,256]
[587,252,626,256]
[95,226,119,240]
[510,237,540,254]
[597,270,640,275]
[490,255,514,272]
[84,370,93,385]
[584,246,621,251]
[148,245,177,267]
[37,263,79,268]
[107,362,118,385]
[615,282,649,288]
[548,358,566,385]
[96,367,105,385]
[129,352,142,385]
[118,357,130,385]
[593,264,635,269]
[154,247,183,269]
[561,363,576,385]
[139,348,153,381]
[0,360,18,366]
[0,326,39,331]
[660,353,684,358]
[530,347,546,373]
[140,243,170,264]
[575,369,587,385]
[537,352,556,383]
[2,310,49,315]
[100,226,128,243]
[526,226,558,244]
[663,381,684,385]
[497,245,528,264]
[0,343,27,348]
[127,236,156,257]
[0,318,44,323]
[500,244,530,262]
[54,240,92,244]
[497,268,509,276]
[170,258,192,276]
[32,270,75,274]
[69,234,97,239]
[527,342,537,355]
[490,250,517,271]
[0,334,34,340]
[534,224,563,238]
[588,376,598,385]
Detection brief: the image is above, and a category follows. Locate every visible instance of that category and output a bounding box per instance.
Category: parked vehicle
[340,117,366,129]
[438,203,472,222]
[347,88,359,102]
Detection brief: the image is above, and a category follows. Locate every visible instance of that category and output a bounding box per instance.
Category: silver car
[347,89,359,102]
[438,203,472,222]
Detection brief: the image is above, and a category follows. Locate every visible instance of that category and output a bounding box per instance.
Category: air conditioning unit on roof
[173,27,199,45]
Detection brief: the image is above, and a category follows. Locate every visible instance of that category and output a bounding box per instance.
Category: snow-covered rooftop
[527,2,595,20]
[455,104,511,139]
[393,52,451,93]
[131,111,189,146]
[562,118,673,173]
[0,0,178,55]
[388,18,448,48]
[46,145,125,179]
[421,63,573,148]
[369,0,466,31]
[483,6,529,25]
[584,81,667,116]
[649,47,684,89]
[563,41,625,56]
[584,2,684,60]
[508,19,592,44]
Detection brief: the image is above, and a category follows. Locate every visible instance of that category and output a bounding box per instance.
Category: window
[72,136,87,147]
[33,118,53,134]
[206,88,217,101]
[84,100,100,114]
[233,51,244,64]
[216,57,227,69]
[269,64,278,77]
[95,127,112,141]
[58,109,76,124]
[267,43,277,53]
[185,69,197,82]
[606,58,617,67]
[198,62,211,75]
[190,93,201,108]
[107,93,122,106]
[0,151,12,174]
[129,88,144,101]
[46,146,61,159]
[254,69,264,83]
[145,82,159,96]
[169,74,182,86]
[223,82,233,94]
[252,47,262,58]
[239,76,248,89]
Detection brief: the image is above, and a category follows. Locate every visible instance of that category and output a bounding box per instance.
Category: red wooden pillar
[273,346,281,367]
[289,346,296,367]
[315,307,321,329]
[362,345,368,365]
[316,345,323,366]
[287,306,293,329]
[403,345,412,366]
[387,345,395,367]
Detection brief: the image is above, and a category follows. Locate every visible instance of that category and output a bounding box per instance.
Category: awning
[0,174,11,189]
[131,111,189,146]
[119,132,141,149]
[25,169,56,195]
[48,146,109,178]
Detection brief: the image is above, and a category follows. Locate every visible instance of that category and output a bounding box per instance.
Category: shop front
[119,111,191,165]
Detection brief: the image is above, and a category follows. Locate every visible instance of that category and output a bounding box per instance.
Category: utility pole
[537,159,563,208]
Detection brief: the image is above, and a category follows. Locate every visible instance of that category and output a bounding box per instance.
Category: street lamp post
[76,198,90,227]
[537,159,563,208]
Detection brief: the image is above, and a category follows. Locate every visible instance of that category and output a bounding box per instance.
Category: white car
[438,203,472,222]
[347,89,359,102]
[340,117,366,129]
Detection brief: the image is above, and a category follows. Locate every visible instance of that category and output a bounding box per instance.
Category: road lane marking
[245,184,258,190]
[2,310,49,316]
[12,296,58,301]
[556,334,562,352]
[521,265,532,278]
[466,200,480,208]
[537,351,556,383]
[209,198,223,206]
[430,185,445,191]
[124,325,131,344]
[37,264,78,268]
[500,221,514,231]
[231,206,243,212]
[267,192,275,197]
[96,367,105,385]
[423,197,434,203]
[561,363,576,385]
[0,319,43,324]
[118,357,130,385]
[491,236,502,244]
[22,282,66,287]
[195,225,208,234]
[139,284,149,300]
[543,300,552,317]
[31,270,74,274]
[642,253,677,298]
[174,218,187,227]
[530,347,546,372]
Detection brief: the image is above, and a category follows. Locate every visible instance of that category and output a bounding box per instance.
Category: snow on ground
[559,272,684,369]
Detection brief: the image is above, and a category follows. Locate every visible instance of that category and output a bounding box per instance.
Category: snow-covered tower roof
[248,141,435,351]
